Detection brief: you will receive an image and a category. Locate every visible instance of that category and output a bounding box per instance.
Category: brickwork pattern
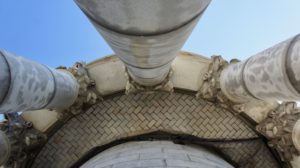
[211,139,280,168]
[32,92,278,168]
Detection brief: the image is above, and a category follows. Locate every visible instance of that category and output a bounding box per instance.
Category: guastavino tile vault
[1,0,300,168]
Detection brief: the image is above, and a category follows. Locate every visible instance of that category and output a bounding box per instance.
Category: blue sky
[0,1,299,67]
[0,1,300,118]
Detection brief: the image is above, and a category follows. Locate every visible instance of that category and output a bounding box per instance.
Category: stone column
[0,50,79,114]
[220,34,300,103]
[75,0,211,86]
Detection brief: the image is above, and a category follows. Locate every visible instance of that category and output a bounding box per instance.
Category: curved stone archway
[32,91,280,168]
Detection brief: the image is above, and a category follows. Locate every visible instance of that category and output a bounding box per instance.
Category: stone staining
[220,34,300,103]
[0,50,79,114]
[0,51,55,113]
[0,113,46,167]
[256,102,300,161]
[286,34,300,93]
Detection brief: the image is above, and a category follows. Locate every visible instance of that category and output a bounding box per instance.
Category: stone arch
[32,91,280,168]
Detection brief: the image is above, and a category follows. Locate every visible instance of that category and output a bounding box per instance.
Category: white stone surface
[87,52,210,96]
[81,141,233,168]
[21,109,59,132]
[171,52,210,91]
[87,56,127,96]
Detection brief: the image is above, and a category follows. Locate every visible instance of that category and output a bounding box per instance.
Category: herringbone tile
[32,92,278,168]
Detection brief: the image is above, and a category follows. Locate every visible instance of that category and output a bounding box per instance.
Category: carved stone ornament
[256,102,300,161]
[57,62,101,116]
[0,113,46,167]
[196,55,228,101]
[125,68,174,94]
[196,56,249,113]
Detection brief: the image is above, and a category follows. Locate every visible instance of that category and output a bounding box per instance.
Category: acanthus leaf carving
[256,102,300,161]
[57,62,102,116]
[0,113,46,167]
[196,55,228,101]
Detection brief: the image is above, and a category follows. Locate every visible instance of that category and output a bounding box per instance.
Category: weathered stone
[0,51,79,114]
[196,55,228,102]
[57,62,101,116]
[221,34,300,103]
[0,113,46,167]
[256,102,300,161]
